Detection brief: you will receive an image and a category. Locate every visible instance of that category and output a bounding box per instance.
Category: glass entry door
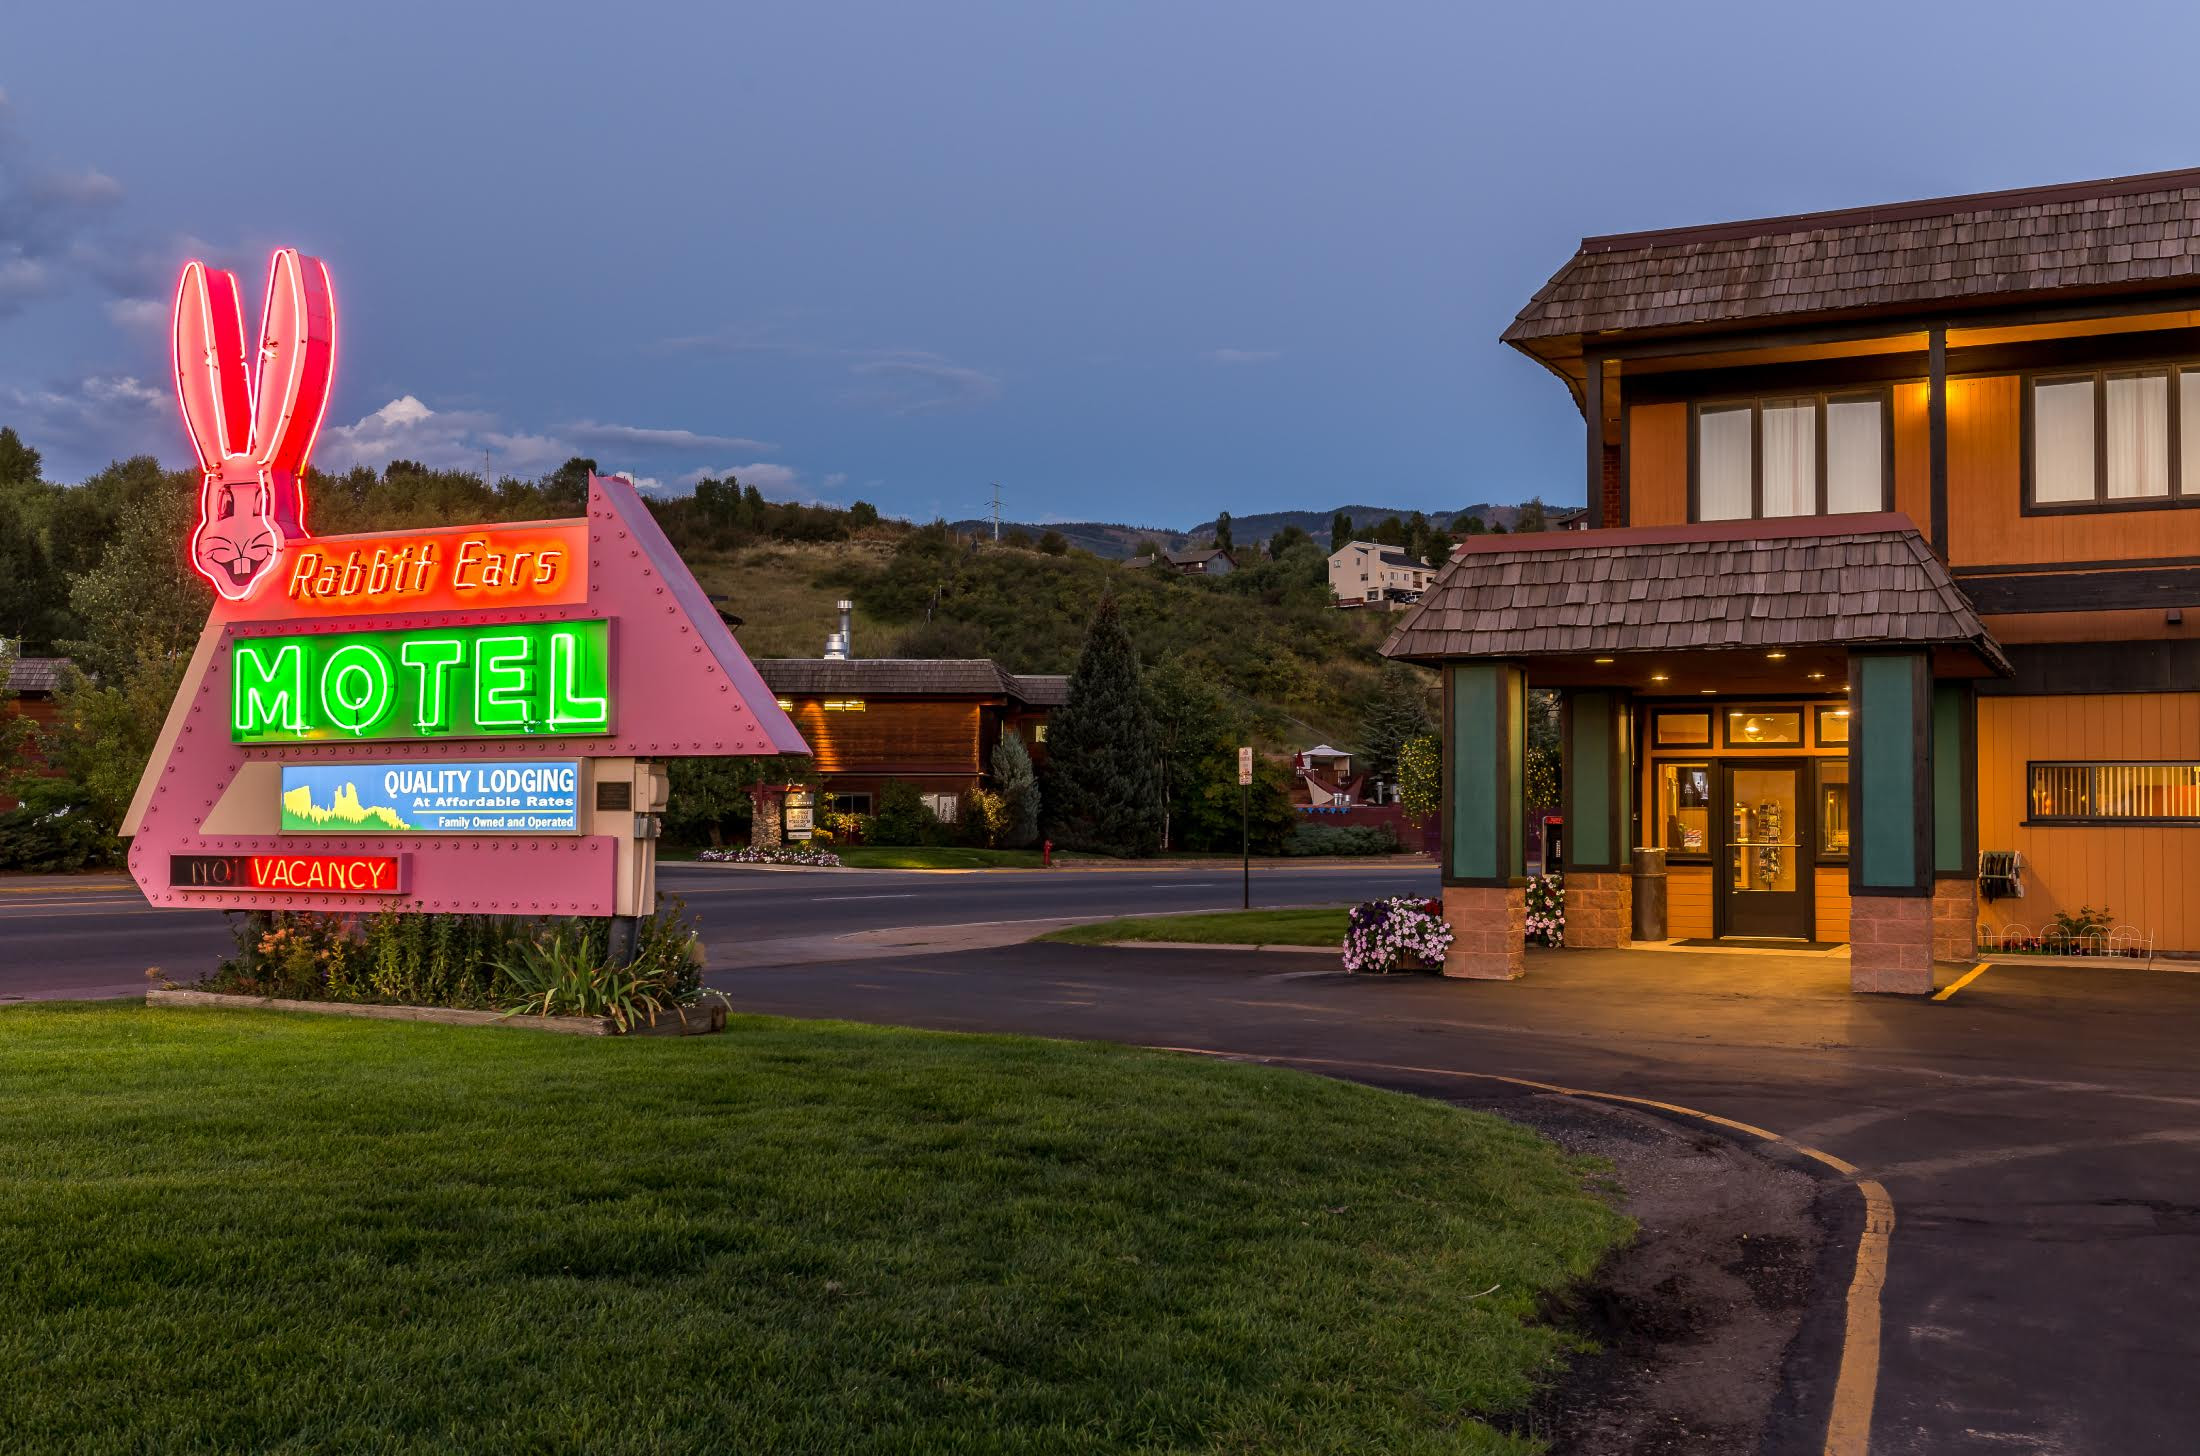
[1716,762,1813,940]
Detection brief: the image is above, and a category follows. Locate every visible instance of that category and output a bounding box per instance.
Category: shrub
[871,779,933,846]
[0,779,121,871]
[494,911,705,1031]
[964,787,1010,848]
[1284,821,1400,857]
[699,846,843,867]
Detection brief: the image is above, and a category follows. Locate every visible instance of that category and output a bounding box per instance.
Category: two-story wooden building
[754,658,1067,822]
[1389,169,2200,990]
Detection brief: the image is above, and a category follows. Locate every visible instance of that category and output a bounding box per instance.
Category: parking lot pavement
[712,945,2200,1456]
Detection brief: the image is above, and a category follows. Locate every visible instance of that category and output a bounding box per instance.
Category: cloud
[0,91,136,319]
[1205,348,1281,365]
[316,395,574,476]
[562,419,775,454]
[608,470,665,492]
[0,373,177,473]
[845,351,1001,415]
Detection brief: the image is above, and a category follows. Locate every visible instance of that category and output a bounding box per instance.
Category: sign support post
[1238,746,1253,910]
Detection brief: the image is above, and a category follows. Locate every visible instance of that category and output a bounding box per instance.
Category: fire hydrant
[1042,838,1053,868]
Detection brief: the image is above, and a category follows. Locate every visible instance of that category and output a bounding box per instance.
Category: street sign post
[1238,746,1252,910]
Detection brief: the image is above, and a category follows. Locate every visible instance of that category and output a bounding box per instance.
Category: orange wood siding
[1627,403,1689,526]
[1977,692,2200,952]
[1948,374,2200,567]
[1667,865,1714,938]
[1814,868,1850,943]
[1892,381,1930,530]
[788,699,985,776]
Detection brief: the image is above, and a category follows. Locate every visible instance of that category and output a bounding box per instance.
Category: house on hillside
[753,658,1068,821]
[1293,744,1364,806]
[1327,540,1434,607]
[1127,547,1236,575]
[1395,165,2200,988]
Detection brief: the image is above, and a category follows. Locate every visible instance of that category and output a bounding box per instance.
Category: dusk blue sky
[6,2,2199,527]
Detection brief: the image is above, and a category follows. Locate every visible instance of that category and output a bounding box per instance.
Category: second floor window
[2027,367,2200,507]
[1694,391,1890,521]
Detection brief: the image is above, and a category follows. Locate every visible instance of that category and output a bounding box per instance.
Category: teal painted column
[1445,661,1526,886]
[1932,681,1977,878]
[1850,651,1932,896]
[1560,688,1633,872]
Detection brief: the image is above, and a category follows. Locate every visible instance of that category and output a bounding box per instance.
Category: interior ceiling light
[1650,672,1669,682]
[1766,651,1787,660]
[1700,688,1716,695]
[1594,656,1615,665]
[1806,671,1826,680]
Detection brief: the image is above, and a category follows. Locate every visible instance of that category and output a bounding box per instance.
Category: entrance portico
[1384,515,2009,993]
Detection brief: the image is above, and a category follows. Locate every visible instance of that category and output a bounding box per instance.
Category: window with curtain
[1698,406,1752,521]
[1691,391,1889,521]
[2029,365,2200,507]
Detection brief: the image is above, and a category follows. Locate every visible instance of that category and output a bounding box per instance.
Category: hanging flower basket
[1343,897,1454,974]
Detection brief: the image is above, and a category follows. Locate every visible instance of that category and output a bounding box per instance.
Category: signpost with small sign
[1238,746,1253,909]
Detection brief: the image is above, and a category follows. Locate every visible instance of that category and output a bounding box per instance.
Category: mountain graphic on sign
[282,781,412,831]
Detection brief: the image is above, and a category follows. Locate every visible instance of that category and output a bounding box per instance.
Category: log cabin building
[1388,168,2200,990]
[753,658,1067,822]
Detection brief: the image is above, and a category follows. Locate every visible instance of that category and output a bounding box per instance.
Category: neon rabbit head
[171,249,336,601]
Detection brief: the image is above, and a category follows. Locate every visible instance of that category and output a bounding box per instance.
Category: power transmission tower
[989,481,1003,541]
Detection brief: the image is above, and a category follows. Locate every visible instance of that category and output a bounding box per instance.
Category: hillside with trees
[0,432,1549,863]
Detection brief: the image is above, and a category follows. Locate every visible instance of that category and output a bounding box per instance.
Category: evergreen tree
[1516,496,1550,534]
[1045,594,1163,855]
[1329,510,1353,547]
[1213,512,1234,553]
[1354,663,1437,784]
[990,732,1041,848]
[1453,512,1487,535]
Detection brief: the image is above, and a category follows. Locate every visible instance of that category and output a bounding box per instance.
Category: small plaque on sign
[596,781,632,811]
[1238,747,1254,786]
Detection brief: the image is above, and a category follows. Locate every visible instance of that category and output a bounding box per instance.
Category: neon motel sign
[170,854,407,894]
[231,621,612,743]
[173,248,336,602]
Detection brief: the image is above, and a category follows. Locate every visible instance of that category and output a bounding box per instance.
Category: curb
[144,988,727,1036]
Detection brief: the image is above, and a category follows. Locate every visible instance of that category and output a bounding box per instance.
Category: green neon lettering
[233,641,307,734]
[398,638,466,733]
[319,643,396,734]
[474,634,535,730]
[548,628,609,730]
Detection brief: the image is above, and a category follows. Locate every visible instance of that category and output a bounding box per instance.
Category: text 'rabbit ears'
[171,249,337,475]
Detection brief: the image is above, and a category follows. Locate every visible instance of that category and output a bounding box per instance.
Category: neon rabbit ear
[171,261,253,469]
[248,248,336,478]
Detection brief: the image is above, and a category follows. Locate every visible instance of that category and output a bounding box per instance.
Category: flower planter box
[145,988,726,1037]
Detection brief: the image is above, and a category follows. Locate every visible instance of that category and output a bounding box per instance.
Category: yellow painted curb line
[1147,1046,1890,1456]
[1931,961,1991,1002]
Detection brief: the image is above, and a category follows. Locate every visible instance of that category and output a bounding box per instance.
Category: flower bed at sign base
[698,846,843,867]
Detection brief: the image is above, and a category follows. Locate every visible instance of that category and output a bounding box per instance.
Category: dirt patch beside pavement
[1479,1094,1830,1456]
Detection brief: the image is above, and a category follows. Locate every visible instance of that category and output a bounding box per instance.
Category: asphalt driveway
[711,945,2200,1456]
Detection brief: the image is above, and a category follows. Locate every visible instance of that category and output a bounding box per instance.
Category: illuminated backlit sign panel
[278,523,588,616]
[171,853,407,894]
[231,621,612,743]
[281,761,580,833]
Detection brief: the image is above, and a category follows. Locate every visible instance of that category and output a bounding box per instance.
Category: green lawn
[834,845,1047,869]
[0,1004,1627,1455]
[1042,906,1353,947]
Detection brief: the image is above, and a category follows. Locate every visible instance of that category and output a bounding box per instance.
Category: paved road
[713,944,2200,1456]
[0,859,1433,1000]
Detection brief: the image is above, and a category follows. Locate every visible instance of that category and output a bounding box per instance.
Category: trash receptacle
[1631,846,1667,942]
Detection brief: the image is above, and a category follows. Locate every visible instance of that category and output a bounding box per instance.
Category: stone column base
[1563,871,1632,949]
[1932,876,1979,964]
[1850,894,1933,994]
[1442,885,1525,980]
[749,786,786,849]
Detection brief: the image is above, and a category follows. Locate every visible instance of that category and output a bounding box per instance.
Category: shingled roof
[1380,515,2009,673]
[4,656,68,695]
[755,658,1069,705]
[1507,167,2200,348]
